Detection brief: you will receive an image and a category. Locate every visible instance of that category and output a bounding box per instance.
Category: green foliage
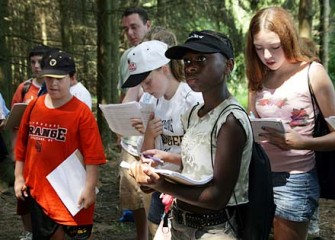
[229,53,248,109]
[328,0,335,82]
[1,0,335,153]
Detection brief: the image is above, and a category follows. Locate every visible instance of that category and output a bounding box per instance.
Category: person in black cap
[38,49,92,110]
[128,30,253,239]
[14,49,106,240]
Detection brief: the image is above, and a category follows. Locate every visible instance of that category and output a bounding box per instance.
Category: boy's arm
[14,161,27,200]
[78,164,99,209]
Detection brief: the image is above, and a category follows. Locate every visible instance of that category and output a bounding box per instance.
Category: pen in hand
[142,154,164,165]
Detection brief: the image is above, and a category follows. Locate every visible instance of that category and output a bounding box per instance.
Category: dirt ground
[0,158,136,240]
[1,157,335,239]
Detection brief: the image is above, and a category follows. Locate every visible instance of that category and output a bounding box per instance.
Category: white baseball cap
[121,40,170,88]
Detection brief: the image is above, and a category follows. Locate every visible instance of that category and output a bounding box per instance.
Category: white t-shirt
[70,82,92,110]
[154,82,203,154]
[137,82,203,170]
[118,48,133,91]
[0,93,9,120]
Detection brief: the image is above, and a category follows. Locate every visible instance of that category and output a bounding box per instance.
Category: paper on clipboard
[99,101,155,136]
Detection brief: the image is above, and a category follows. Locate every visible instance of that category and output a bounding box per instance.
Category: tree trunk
[0,0,12,102]
[96,0,118,148]
[319,0,330,70]
[298,0,314,38]
[157,0,167,26]
[59,0,73,52]
[0,0,13,152]
[110,1,120,106]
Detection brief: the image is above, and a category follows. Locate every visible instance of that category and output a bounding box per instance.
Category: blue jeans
[272,169,319,222]
[148,191,165,225]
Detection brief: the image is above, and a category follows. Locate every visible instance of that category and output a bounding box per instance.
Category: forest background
[0,0,334,157]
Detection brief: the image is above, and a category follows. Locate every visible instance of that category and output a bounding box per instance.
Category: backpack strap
[186,102,200,130]
[21,78,33,101]
[23,97,38,145]
[210,103,251,167]
[209,103,250,236]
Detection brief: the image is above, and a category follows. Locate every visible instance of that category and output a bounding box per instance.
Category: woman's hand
[131,118,145,134]
[142,149,182,166]
[128,161,161,186]
[141,154,162,168]
[262,127,304,150]
[144,113,163,139]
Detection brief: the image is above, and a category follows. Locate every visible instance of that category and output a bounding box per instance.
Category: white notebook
[250,118,285,142]
[120,161,212,186]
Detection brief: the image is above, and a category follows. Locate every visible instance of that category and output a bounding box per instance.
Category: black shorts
[17,197,31,215]
[29,195,93,240]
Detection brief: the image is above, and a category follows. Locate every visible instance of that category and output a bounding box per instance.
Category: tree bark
[96,0,119,147]
[298,0,314,38]
[59,0,73,52]
[319,0,330,70]
[0,0,12,102]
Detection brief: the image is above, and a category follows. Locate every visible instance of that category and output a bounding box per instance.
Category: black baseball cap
[40,49,76,78]
[165,30,234,60]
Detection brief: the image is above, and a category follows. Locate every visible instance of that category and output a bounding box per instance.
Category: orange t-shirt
[15,95,106,225]
[11,79,40,106]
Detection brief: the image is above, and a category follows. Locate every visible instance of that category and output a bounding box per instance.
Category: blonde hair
[246,7,310,91]
[144,26,184,82]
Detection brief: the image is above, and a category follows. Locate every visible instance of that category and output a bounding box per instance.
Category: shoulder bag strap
[307,62,320,120]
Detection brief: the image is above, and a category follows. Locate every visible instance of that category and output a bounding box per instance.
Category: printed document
[99,101,155,137]
[47,149,90,216]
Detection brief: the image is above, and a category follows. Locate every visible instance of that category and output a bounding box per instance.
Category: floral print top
[255,64,315,173]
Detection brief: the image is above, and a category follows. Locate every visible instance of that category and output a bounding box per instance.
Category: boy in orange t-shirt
[14,49,106,240]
